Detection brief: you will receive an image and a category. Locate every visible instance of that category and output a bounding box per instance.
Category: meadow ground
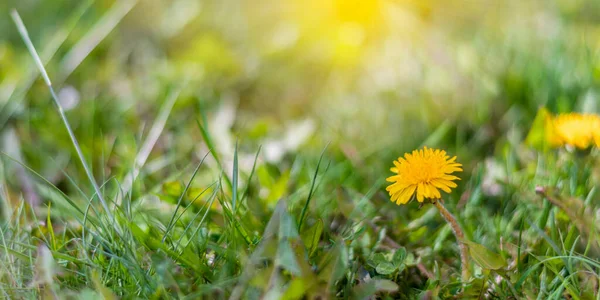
[1,0,600,299]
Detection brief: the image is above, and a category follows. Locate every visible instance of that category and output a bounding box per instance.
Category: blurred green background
[3,0,600,164]
[2,0,600,298]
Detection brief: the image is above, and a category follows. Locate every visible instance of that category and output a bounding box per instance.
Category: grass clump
[2,1,600,299]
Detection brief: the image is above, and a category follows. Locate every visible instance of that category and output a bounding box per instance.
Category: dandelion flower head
[549,113,600,149]
[386,147,462,205]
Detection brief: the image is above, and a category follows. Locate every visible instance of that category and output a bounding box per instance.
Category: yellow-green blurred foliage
[3,0,600,156]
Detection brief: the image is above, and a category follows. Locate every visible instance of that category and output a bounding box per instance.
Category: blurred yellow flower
[386,147,462,205]
[333,0,381,25]
[549,113,600,149]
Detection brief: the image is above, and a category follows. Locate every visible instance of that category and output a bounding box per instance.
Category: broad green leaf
[281,279,306,300]
[463,240,506,270]
[525,107,558,150]
[525,106,549,148]
[276,241,301,276]
[392,247,407,266]
[279,207,299,239]
[267,171,290,206]
[249,265,275,288]
[404,252,417,266]
[374,279,399,292]
[375,262,397,275]
[367,250,408,274]
[331,243,349,283]
[300,219,323,257]
[161,181,183,197]
[367,253,388,268]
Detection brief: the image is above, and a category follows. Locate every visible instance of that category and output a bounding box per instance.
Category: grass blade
[239,145,261,207]
[0,0,93,129]
[232,140,238,212]
[10,10,114,223]
[161,151,211,242]
[196,118,233,191]
[298,143,329,231]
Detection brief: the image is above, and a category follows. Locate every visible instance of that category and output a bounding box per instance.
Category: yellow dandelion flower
[550,113,600,149]
[386,147,462,205]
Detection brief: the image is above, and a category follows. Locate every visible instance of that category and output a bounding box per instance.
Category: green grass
[2,0,600,299]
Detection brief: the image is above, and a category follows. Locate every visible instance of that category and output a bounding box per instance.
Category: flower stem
[433,200,471,281]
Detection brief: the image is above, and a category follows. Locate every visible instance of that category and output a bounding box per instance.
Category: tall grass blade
[232,140,238,212]
[298,143,329,231]
[0,0,93,129]
[196,118,233,190]
[10,10,115,224]
[238,145,261,215]
[161,151,210,242]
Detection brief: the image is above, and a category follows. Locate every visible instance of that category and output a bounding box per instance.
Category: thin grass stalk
[10,10,115,224]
